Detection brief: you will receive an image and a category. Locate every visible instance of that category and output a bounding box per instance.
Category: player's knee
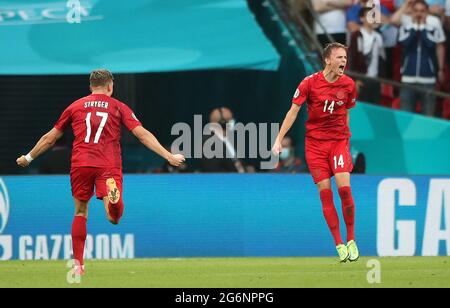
[317,181,331,191]
[319,189,333,203]
[338,186,352,200]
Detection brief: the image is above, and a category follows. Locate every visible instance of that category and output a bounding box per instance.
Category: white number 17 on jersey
[85,112,108,144]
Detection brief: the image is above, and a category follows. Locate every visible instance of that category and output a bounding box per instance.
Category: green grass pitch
[0,257,449,288]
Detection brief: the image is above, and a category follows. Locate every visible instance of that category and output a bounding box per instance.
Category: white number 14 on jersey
[323,100,335,114]
[334,155,344,169]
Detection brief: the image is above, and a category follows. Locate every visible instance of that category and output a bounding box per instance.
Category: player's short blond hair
[322,43,347,61]
[90,69,114,88]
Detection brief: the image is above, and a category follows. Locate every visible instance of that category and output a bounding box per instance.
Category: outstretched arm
[132,125,185,167]
[272,104,301,154]
[17,128,64,167]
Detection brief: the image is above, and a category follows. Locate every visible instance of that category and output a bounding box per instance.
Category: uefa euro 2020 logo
[0,178,12,261]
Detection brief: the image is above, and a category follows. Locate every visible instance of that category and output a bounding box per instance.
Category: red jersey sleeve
[346,81,357,109]
[120,103,142,131]
[292,78,310,106]
[54,105,72,131]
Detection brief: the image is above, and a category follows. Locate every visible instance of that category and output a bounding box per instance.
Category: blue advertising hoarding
[0,175,449,261]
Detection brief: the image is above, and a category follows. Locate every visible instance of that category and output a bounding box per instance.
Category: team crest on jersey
[294,89,300,99]
[336,91,346,100]
[336,101,345,106]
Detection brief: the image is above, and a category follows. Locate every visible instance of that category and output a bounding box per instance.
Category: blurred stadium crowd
[286,0,450,119]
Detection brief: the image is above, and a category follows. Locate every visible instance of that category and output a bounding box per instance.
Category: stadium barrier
[0,174,449,261]
[351,103,450,175]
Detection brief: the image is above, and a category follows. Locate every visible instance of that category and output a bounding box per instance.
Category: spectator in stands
[395,0,446,19]
[274,136,308,173]
[349,7,386,104]
[200,107,246,173]
[312,0,352,46]
[347,0,391,33]
[392,0,446,116]
[347,0,397,79]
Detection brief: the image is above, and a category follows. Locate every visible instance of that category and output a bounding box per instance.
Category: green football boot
[347,240,360,262]
[336,244,350,263]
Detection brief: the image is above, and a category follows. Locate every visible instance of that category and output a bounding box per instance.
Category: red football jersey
[292,72,357,140]
[54,94,142,168]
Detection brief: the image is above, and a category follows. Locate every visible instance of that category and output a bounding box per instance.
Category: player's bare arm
[132,125,185,167]
[272,103,301,155]
[16,128,64,167]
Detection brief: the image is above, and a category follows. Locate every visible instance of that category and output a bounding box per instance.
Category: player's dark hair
[90,69,114,88]
[322,43,348,61]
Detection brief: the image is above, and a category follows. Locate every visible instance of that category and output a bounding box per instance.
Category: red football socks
[71,216,87,266]
[108,200,124,225]
[320,189,343,246]
[338,186,355,242]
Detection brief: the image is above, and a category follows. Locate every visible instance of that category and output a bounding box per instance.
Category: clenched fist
[168,154,186,167]
[16,155,30,168]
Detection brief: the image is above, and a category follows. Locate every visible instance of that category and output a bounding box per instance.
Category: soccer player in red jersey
[273,43,360,262]
[16,69,185,274]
